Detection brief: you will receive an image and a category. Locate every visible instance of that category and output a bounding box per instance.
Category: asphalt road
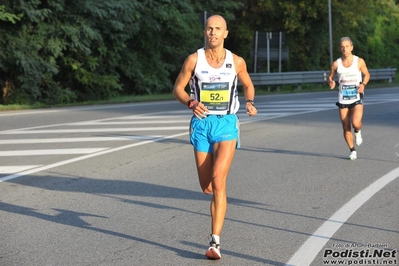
[1,87,398,266]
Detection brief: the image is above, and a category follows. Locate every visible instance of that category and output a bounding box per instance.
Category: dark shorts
[336,94,364,109]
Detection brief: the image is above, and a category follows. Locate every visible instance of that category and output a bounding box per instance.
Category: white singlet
[337,56,362,104]
[189,48,239,115]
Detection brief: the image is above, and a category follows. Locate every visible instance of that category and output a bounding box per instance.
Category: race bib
[341,84,358,100]
[200,82,230,111]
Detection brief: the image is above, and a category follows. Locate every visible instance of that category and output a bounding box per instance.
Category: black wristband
[246,100,255,106]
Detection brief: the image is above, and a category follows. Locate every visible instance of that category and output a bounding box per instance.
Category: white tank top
[189,48,239,115]
[337,56,362,104]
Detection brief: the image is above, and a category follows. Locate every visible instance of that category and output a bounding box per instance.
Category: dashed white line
[0,166,42,174]
[0,132,187,182]
[0,127,188,134]
[0,136,162,144]
[0,148,108,156]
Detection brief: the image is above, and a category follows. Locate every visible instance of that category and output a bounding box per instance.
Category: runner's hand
[357,83,365,93]
[246,104,257,116]
[192,102,209,119]
[329,80,336,90]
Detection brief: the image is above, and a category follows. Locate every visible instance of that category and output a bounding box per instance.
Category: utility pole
[266,32,272,73]
[328,0,333,65]
[253,31,258,73]
[203,11,208,47]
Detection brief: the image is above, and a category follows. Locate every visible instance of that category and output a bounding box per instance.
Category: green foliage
[227,0,332,71]
[227,0,399,72]
[0,5,22,23]
[365,0,399,68]
[0,0,398,105]
[123,0,202,95]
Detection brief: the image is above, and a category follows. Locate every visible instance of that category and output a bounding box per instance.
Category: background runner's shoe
[355,130,363,146]
[349,151,357,160]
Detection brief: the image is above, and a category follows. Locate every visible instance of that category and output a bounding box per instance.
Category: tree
[0,0,398,105]
[365,0,399,68]
[226,0,333,71]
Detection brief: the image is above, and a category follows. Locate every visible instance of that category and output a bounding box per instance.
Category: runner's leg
[339,108,354,149]
[210,139,236,236]
[352,104,363,132]
[194,150,213,194]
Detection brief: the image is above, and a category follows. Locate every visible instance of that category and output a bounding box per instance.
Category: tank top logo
[209,76,221,82]
[339,73,357,84]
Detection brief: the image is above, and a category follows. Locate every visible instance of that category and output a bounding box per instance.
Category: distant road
[1,87,398,266]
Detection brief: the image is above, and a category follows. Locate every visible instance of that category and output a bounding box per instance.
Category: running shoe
[355,130,363,146]
[349,151,357,160]
[205,235,221,260]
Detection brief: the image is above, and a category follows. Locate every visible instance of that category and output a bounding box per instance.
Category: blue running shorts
[189,114,240,153]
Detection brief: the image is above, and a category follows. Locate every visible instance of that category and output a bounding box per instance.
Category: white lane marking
[69,120,189,125]
[1,94,398,179]
[0,127,188,134]
[260,104,333,107]
[0,109,62,117]
[0,136,162,144]
[0,114,189,134]
[0,132,187,182]
[285,166,399,266]
[0,166,42,174]
[254,113,294,117]
[111,115,189,119]
[0,95,395,134]
[0,148,108,156]
[0,101,173,117]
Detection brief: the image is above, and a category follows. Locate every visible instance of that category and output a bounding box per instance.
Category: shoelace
[209,235,220,248]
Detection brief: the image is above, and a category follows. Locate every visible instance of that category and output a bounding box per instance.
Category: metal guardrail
[247,68,397,88]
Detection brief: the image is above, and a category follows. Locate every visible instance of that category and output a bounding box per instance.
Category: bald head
[205,15,227,30]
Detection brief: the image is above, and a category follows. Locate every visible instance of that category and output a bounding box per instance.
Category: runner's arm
[328,61,338,90]
[173,53,197,106]
[358,58,370,93]
[234,54,257,116]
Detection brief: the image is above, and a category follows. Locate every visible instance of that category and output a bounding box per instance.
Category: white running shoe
[205,245,221,260]
[205,235,221,260]
[355,130,363,146]
[349,151,357,160]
